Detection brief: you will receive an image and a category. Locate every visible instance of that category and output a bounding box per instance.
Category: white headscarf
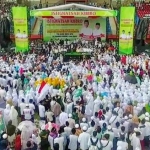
[21,125,32,141]
[32,134,38,144]
[4,104,11,115]
[9,106,18,120]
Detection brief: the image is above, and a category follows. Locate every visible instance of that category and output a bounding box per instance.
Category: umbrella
[124,74,137,84]
[17,120,36,132]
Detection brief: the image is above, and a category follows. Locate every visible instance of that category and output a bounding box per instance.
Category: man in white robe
[78,126,90,150]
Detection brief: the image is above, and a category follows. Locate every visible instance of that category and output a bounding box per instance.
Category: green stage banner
[119,7,135,55]
[30,10,117,17]
[12,7,29,52]
[43,18,106,41]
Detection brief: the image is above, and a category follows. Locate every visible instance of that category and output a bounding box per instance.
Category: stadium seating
[136,2,150,18]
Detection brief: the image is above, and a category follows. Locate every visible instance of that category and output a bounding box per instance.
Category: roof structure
[37,3,112,11]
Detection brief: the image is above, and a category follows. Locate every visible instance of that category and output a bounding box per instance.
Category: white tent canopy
[37,3,112,11]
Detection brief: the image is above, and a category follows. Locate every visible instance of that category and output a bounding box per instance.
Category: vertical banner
[43,17,106,41]
[119,7,135,54]
[12,7,29,52]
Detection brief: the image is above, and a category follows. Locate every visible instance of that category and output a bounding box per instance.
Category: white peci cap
[41,125,45,130]
[145,117,149,121]
[68,114,72,118]
[124,116,128,120]
[26,104,29,107]
[82,118,86,122]
[145,112,149,117]
[129,114,133,118]
[134,128,138,132]
[2,134,7,139]
[107,125,112,130]
[75,124,79,128]
[91,116,94,120]
[82,126,87,131]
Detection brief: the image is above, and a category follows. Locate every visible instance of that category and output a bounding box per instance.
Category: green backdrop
[119,7,135,55]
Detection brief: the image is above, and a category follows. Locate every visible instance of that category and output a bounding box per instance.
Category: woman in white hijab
[4,104,11,125]
[21,125,32,149]
[9,106,18,127]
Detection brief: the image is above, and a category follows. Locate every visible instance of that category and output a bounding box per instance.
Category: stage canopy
[30,3,117,17]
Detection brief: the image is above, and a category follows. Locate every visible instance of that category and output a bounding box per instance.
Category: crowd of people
[0,39,149,150]
[0,1,150,150]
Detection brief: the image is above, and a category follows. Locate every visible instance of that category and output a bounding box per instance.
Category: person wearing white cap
[75,124,82,136]
[78,126,90,150]
[80,118,89,129]
[122,116,130,133]
[105,125,114,142]
[67,113,75,128]
[2,133,8,139]
[0,133,8,149]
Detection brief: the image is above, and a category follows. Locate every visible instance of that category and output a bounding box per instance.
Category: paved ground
[0,101,6,109]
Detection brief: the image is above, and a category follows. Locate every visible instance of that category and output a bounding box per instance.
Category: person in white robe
[78,126,90,150]
[4,104,11,125]
[109,111,121,128]
[93,95,101,116]
[54,134,64,150]
[67,114,75,128]
[21,125,33,149]
[85,95,94,121]
[68,128,78,150]
[87,120,95,135]
[114,102,123,118]
[130,130,142,150]
[59,109,68,126]
[9,106,18,127]
[80,118,89,130]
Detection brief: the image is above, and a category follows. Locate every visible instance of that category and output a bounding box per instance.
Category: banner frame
[119,7,135,55]
[12,7,29,53]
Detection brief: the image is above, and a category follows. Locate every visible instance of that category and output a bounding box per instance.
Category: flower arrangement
[34,77,66,89]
